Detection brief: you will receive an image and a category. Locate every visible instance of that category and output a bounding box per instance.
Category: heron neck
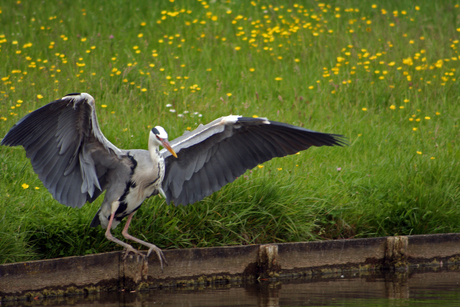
[148,138,161,162]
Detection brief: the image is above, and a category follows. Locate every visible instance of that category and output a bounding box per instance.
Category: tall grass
[1,0,459,263]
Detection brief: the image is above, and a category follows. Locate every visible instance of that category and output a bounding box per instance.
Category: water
[5,268,460,306]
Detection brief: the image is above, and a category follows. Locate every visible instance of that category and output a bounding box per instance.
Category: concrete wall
[1,233,459,301]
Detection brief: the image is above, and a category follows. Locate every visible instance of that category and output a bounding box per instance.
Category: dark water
[5,268,460,306]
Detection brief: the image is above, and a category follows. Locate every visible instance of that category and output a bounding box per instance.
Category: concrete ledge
[1,233,459,301]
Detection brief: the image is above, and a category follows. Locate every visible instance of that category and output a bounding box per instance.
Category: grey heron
[1,92,345,270]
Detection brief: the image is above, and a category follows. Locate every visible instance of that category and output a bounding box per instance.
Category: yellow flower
[141,88,147,92]
[417,151,422,155]
[413,127,418,131]
[22,183,29,189]
[249,68,255,72]
[275,77,282,81]
[37,94,43,99]
[235,46,241,50]
[431,157,435,160]
[389,105,396,110]
[277,168,282,171]
[258,165,264,169]
[227,93,232,97]
[362,108,367,111]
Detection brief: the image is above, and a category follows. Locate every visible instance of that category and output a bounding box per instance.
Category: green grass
[1,0,460,264]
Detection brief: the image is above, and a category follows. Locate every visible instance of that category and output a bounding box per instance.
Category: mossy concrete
[1,233,460,301]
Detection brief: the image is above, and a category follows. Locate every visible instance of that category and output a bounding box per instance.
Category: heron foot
[123,245,145,262]
[146,244,168,271]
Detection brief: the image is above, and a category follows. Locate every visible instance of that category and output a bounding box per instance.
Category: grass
[1,0,460,264]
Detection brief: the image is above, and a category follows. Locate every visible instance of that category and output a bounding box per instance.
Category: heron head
[150,126,177,158]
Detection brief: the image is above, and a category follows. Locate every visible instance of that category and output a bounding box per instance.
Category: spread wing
[161,116,346,206]
[1,92,129,208]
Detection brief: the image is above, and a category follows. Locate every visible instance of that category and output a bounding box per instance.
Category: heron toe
[146,244,168,271]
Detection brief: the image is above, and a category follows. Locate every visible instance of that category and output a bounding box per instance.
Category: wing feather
[162,116,345,206]
[1,93,125,208]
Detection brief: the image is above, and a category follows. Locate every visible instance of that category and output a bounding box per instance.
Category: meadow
[0,0,459,264]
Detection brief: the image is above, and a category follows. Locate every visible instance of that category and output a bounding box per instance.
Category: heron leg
[105,212,143,260]
[122,212,168,271]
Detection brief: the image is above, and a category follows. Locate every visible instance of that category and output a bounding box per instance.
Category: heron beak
[161,139,178,158]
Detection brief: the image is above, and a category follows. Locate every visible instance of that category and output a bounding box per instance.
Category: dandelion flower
[22,183,29,189]
[275,77,282,81]
[417,151,422,155]
[37,94,43,99]
[362,108,367,111]
[431,157,435,160]
[277,168,282,171]
[257,165,264,169]
[227,93,232,97]
[389,105,396,110]
[413,127,418,131]
[101,104,107,108]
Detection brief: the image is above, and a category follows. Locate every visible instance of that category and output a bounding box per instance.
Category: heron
[1,92,345,270]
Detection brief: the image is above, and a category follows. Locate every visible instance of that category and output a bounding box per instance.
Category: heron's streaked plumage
[1,92,345,269]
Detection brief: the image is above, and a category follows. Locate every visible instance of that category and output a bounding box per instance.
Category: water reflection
[4,267,460,306]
